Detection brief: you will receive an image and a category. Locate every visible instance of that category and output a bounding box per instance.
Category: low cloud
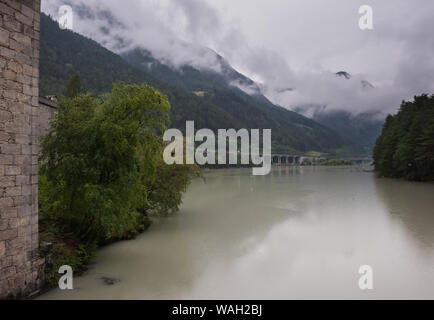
[42,0,434,117]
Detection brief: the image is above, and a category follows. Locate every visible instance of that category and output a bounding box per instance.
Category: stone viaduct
[271,154,323,165]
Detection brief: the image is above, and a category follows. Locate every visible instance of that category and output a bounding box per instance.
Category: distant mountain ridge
[293,102,384,153]
[311,110,384,153]
[39,13,357,154]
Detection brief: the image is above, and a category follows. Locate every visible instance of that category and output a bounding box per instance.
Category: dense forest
[373,94,434,181]
[39,13,356,154]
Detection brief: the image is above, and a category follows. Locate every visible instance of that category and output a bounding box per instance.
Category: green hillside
[313,110,384,154]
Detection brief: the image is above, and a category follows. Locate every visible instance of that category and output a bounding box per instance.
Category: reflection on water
[374,178,434,251]
[40,167,434,299]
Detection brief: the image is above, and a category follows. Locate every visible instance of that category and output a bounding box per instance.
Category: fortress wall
[0,0,44,299]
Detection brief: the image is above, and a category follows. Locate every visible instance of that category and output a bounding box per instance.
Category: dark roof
[39,96,58,109]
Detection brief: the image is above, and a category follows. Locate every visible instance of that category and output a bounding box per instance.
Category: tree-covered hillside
[312,110,384,154]
[40,14,242,132]
[40,17,154,96]
[40,13,352,153]
[373,94,434,181]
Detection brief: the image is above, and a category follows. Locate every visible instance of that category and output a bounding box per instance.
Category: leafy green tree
[64,73,81,98]
[39,82,201,283]
[145,159,201,215]
[39,83,170,242]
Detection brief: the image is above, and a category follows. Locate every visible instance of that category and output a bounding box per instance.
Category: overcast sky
[41,0,434,117]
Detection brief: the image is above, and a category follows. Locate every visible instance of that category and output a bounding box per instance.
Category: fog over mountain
[42,0,434,118]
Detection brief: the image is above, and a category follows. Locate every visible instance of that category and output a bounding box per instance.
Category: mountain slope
[294,104,384,154]
[40,14,351,153]
[122,48,353,152]
[312,110,384,153]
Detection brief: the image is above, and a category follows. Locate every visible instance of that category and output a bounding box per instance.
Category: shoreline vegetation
[200,159,355,169]
[38,81,200,289]
[374,94,434,182]
[301,159,354,166]
[198,159,356,172]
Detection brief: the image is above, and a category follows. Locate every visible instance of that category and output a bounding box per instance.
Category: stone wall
[0,0,43,299]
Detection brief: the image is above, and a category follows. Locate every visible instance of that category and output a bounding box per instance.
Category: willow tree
[39,83,172,242]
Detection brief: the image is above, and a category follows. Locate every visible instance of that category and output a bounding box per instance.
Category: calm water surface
[41,166,434,299]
